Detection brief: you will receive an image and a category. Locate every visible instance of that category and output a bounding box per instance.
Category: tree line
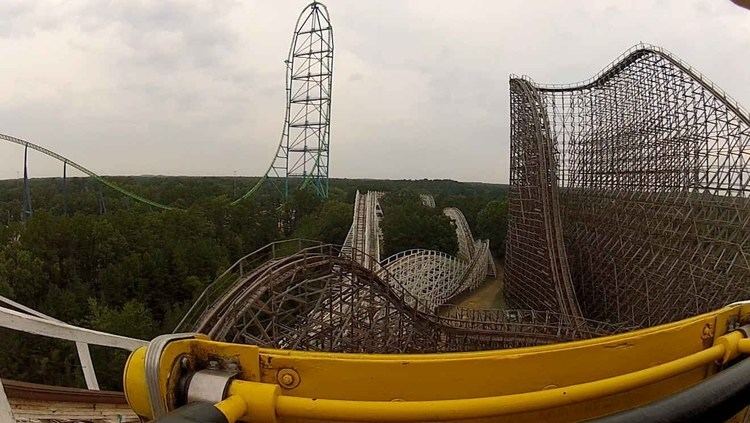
[0,176,507,390]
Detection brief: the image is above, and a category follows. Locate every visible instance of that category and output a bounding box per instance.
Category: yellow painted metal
[123,302,750,422]
[739,338,750,353]
[271,343,727,421]
[215,395,248,423]
[226,381,279,423]
[122,346,149,418]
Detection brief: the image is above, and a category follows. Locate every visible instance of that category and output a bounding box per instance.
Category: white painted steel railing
[0,296,146,422]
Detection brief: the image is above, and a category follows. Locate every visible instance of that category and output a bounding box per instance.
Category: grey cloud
[0,0,748,184]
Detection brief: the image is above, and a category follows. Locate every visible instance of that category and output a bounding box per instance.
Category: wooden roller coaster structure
[2,21,750,422]
[506,44,750,329]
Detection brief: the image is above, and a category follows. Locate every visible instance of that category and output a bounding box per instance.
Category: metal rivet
[277,368,300,389]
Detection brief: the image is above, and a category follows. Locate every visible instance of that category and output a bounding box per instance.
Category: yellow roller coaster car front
[123,301,750,422]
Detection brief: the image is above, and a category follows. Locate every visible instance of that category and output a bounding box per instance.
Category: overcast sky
[0,1,748,183]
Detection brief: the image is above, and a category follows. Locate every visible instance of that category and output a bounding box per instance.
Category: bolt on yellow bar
[215,330,744,422]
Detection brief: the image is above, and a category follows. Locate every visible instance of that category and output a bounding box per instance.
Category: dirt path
[447,259,505,310]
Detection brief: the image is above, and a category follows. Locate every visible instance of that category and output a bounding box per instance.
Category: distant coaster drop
[233,1,334,204]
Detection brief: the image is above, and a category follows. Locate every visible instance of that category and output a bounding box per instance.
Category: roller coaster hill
[2,2,750,423]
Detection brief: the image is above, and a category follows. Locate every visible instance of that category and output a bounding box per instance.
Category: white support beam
[0,306,146,351]
[75,342,100,390]
[0,296,100,390]
[0,378,15,423]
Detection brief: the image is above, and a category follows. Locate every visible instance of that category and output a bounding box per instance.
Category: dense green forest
[0,176,507,390]
[380,191,458,258]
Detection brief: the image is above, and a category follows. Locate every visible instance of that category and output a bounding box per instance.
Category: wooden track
[2,379,137,422]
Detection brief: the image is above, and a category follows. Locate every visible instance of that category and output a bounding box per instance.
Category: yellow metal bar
[226,378,279,423]
[228,336,735,422]
[122,346,149,418]
[215,395,247,423]
[123,302,750,422]
[738,338,750,354]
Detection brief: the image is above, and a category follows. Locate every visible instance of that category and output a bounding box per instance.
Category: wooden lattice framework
[506,44,750,328]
